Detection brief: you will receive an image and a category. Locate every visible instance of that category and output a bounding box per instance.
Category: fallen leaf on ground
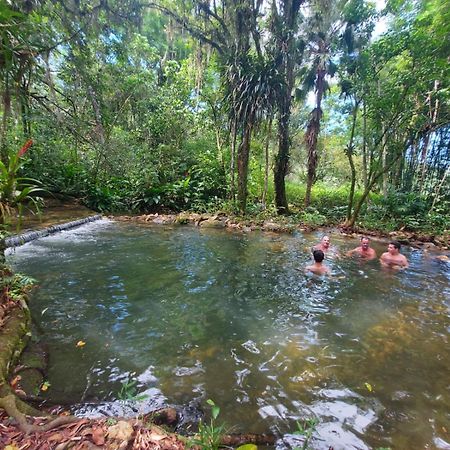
[107,420,133,441]
[47,432,64,441]
[92,426,106,445]
[41,381,51,391]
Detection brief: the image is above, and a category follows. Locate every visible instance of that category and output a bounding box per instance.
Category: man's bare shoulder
[305,265,330,275]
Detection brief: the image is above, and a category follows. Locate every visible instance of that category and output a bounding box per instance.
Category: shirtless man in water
[305,250,330,275]
[347,237,377,260]
[380,241,409,269]
[313,235,331,252]
[313,235,340,259]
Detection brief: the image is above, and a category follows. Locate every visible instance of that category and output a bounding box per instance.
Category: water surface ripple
[7,221,450,449]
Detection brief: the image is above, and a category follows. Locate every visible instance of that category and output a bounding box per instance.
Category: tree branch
[143,2,225,55]
[197,1,230,38]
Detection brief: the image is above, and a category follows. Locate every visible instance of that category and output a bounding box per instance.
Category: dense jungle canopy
[0,0,449,233]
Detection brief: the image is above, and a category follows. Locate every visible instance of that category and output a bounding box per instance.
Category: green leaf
[211,405,220,420]
[236,445,258,450]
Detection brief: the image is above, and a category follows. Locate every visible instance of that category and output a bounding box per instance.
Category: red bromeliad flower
[18,139,33,158]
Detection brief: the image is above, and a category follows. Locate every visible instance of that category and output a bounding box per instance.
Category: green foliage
[189,399,226,450]
[293,418,319,450]
[265,183,449,234]
[73,142,227,213]
[0,270,36,303]
[360,192,449,233]
[0,0,446,234]
[117,379,148,401]
[284,183,352,224]
[179,151,227,212]
[0,141,44,225]
[299,208,328,227]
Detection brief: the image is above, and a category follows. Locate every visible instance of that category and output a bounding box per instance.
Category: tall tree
[0,2,42,163]
[342,0,450,227]
[269,0,304,214]
[337,0,375,222]
[151,0,271,213]
[302,0,343,207]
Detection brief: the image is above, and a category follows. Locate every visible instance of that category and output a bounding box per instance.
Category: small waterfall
[4,215,103,248]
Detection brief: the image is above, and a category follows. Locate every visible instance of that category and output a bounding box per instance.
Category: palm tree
[225,54,278,211]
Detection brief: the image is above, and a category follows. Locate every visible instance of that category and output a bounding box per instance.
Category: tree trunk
[378,81,388,196]
[381,132,388,195]
[206,97,225,174]
[262,117,273,208]
[274,97,291,214]
[44,51,63,124]
[237,120,253,214]
[417,80,440,194]
[345,185,370,228]
[273,0,302,215]
[346,99,359,222]
[345,151,404,228]
[1,75,11,164]
[304,107,322,206]
[346,152,356,222]
[362,101,368,190]
[304,67,325,207]
[19,83,31,138]
[230,118,238,202]
[430,165,449,211]
[88,84,107,182]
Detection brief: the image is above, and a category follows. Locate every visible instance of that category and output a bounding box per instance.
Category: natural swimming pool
[7,220,450,449]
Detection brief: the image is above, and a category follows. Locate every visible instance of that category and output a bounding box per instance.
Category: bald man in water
[312,235,340,259]
[313,235,331,253]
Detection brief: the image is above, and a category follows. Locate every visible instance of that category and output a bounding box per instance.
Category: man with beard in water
[347,237,377,260]
[380,241,409,269]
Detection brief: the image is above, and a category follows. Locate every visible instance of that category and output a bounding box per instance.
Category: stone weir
[4,215,103,248]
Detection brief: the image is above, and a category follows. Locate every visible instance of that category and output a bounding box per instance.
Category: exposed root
[0,394,77,434]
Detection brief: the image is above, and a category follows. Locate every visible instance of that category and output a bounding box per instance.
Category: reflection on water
[7,221,450,449]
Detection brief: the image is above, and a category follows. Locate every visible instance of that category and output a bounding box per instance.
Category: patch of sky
[405,126,450,167]
[372,0,387,38]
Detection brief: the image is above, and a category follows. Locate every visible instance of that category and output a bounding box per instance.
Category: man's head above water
[360,237,370,250]
[313,249,325,263]
[321,235,330,249]
[388,241,401,253]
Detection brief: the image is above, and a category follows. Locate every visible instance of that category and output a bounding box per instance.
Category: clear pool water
[7,220,450,449]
